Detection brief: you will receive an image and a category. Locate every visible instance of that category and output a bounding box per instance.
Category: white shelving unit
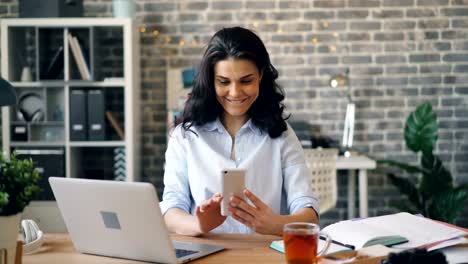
[1,18,140,232]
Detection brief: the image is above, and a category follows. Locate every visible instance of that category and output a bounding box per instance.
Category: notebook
[49,177,224,263]
[270,238,353,255]
[320,212,467,250]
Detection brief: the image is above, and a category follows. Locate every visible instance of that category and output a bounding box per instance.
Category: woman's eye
[218,80,229,85]
[241,80,252,84]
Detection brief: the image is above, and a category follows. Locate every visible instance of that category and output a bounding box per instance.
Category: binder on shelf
[105,111,125,140]
[70,90,87,141]
[67,33,91,80]
[87,89,106,140]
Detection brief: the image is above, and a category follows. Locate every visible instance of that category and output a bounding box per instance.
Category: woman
[160,27,318,236]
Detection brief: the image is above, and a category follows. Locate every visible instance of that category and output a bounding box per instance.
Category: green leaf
[404,102,438,155]
[420,153,453,196]
[377,160,429,174]
[388,174,422,210]
[428,187,468,223]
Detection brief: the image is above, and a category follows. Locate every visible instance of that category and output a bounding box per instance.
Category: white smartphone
[221,169,246,216]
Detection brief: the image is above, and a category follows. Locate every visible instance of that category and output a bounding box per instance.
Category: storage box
[19,0,83,18]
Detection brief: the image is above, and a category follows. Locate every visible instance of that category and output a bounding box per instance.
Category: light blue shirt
[160,118,319,234]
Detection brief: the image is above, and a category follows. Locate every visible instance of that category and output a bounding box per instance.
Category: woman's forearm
[274,208,319,236]
[164,208,202,236]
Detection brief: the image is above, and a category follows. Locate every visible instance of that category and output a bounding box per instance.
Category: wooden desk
[23,233,286,264]
[336,156,376,219]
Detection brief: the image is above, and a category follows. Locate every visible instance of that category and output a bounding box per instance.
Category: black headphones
[17,92,45,122]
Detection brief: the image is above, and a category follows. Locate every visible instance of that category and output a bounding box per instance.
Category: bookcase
[1,18,140,231]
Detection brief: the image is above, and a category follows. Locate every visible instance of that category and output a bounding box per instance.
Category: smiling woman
[160,27,319,236]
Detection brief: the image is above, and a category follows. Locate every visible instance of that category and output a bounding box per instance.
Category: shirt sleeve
[159,126,193,215]
[281,124,320,216]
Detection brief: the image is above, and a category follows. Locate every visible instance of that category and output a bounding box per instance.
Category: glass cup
[283,222,331,264]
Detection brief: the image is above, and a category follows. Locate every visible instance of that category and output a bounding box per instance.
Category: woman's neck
[221,114,248,138]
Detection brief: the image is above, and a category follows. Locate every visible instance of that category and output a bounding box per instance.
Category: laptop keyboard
[175,248,198,258]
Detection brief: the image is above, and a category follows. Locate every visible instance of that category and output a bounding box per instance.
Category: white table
[336,155,376,219]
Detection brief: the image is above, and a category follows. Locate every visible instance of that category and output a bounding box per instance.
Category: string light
[140,26,146,33]
[179,40,185,46]
[312,37,318,44]
[333,32,339,38]
[322,21,329,28]
[253,22,259,28]
[152,30,159,36]
[330,45,337,52]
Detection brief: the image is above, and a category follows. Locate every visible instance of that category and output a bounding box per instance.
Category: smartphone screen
[221,169,246,216]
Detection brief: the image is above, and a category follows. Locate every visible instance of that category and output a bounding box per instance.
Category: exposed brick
[342,55,372,64]
[443,53,468,62]
[384,43,417,52]
[454,64,468,73]
[350,21,381,30]
[180,1,208,10]
[271,34,303,43]
[235,12,267,20]
[269,11,302,21]
[246,1,275,9]
[376,77,409,86]
[376,55,407,64]
[212,1,242,9]
[452,19,468,28]
[144,2,176,12]
[406,8,437,17]
[351,43,383,53]
[308,56,339,65]
[455,87,468,94]
[338,10,369,19]
[279,0,310,8]
[418,19,450,29]
[409,53,440,63]
[453,42,468,50]
[374,32,405,41]
[420,65,451,73]
[442,30,468,39]
[453,0,468,4]
[417,0,449,5]
[340,33,371,41]
[383,0,415,6]
[384,21,416,30]
[409,76,442,85]
[442,8,468,16]
[386,66,418,74]
[207,13,232,21]
[349,0,381,7]
[304,11,335,19]
[313,0,346,8]
[372,10,404,18]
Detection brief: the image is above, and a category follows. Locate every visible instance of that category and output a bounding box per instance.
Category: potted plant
[0,152,40,264]
[378,102,468,224]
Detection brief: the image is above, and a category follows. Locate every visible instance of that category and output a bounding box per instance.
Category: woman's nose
[229,82,242,96]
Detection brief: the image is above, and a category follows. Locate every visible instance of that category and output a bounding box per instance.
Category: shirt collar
[201,117,262,136]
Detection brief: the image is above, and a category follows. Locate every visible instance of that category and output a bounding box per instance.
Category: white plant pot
[0,213,21,264]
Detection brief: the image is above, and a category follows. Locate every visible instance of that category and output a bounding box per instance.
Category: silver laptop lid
[49,177,178,263]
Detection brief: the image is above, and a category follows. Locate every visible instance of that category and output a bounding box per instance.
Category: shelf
[12,121,64,126]
[12,80,125,87]
[11,142,65,147]
[69,141,125,147]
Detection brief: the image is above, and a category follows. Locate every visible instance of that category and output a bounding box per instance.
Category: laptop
[49,177,224,263]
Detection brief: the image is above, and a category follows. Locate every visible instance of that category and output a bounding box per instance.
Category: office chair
[303,148,338,214]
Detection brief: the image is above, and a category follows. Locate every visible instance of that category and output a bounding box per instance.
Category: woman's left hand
[228,189,282,236]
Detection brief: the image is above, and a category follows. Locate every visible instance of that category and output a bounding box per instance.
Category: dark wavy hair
[182,27,288,138]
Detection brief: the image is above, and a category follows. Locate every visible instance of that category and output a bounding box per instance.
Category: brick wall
[1,0,467,226]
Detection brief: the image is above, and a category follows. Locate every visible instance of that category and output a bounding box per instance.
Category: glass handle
[317,232,331,257]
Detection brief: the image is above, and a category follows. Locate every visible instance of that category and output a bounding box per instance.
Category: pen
[320,235,355,250]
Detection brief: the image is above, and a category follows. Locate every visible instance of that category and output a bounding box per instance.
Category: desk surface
[23,233,287,264]
[336,155,376,170]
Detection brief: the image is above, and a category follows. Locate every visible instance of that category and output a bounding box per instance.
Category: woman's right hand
[195,193,227,233]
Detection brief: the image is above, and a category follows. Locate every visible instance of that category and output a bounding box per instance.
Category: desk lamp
[0,77,17,106]
[329,71,354,157]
